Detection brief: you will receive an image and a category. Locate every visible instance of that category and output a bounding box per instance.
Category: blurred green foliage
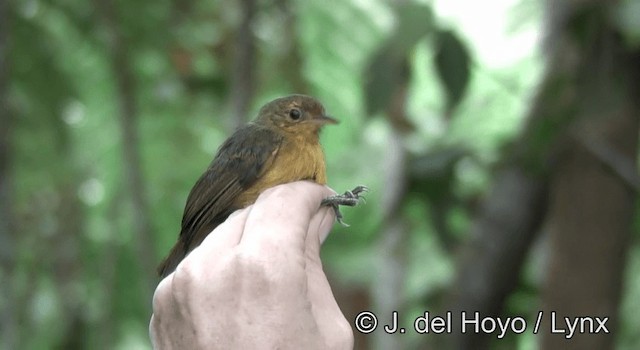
[4,0,640,349]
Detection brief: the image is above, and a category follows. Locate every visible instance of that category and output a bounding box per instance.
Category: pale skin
[150,182,354,350]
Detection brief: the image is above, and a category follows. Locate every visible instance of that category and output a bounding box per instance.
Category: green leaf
[433,29,472,115]
[364,3,432,116]
[363,45,405,116]
[613,0,640,48]
[392,3,434,53]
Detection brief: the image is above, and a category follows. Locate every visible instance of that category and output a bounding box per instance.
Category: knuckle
[151,279,172,313]
[170,258,200,305]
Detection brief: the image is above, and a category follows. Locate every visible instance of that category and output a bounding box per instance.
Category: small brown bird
[158,95,366,278]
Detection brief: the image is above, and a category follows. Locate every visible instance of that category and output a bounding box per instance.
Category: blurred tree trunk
[52,182,86,350]
[96,194,124,349]
[0,0,16,348]
[95,0,156,297]
[543,111,637,350]
[444,1,639,349]
[441,72,561,348]
[275,0,309,93]
[443,169,547,350]
[441,13,577,348]
[540,0,640,348]
[230,0,256,128]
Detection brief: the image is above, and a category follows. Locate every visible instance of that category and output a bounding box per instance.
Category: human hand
[150,181,354,349]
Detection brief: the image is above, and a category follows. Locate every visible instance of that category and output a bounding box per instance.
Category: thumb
[305,204,336,260]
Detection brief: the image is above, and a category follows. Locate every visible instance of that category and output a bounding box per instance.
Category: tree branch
[230,0,257,128]
[0,0,17,348]
[95,0,157,298]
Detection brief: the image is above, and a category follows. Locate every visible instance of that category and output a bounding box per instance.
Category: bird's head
[255,95,338,136]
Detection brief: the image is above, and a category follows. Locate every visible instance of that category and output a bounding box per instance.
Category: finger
[150,274,181,343]
[307,205,336,250]
[239,182,334,253]
[306,186,336,254]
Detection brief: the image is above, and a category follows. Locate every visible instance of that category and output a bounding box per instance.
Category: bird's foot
[321,185,369,226]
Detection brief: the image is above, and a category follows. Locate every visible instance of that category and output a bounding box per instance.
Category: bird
[157,94,366,278]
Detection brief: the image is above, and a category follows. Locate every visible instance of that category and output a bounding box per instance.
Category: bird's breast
[235,134,327,207]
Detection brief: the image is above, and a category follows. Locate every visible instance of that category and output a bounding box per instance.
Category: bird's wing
[180,124,283,249]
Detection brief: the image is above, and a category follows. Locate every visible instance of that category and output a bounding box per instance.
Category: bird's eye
[288,108,302,120]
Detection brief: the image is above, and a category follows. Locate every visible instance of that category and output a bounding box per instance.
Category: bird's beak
[314,114,339,125]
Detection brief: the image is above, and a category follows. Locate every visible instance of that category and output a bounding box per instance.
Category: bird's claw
[321,185,369,226]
